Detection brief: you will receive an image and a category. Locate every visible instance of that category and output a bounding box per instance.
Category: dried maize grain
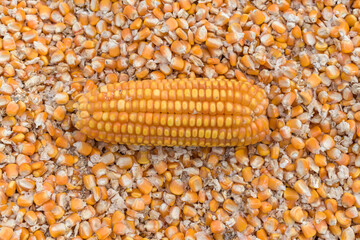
[74,78,269,147]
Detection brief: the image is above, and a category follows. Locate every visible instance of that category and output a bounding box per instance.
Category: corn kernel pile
[1,0,360,239]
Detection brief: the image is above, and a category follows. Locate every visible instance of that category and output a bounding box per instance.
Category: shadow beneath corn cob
[72,78,270,147]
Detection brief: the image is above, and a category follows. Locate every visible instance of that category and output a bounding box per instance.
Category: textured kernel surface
[1,0,360,239]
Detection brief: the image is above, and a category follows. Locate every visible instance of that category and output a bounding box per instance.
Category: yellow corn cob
[74,78,269,147]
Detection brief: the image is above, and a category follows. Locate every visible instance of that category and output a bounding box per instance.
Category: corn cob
[74,78,269,147]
